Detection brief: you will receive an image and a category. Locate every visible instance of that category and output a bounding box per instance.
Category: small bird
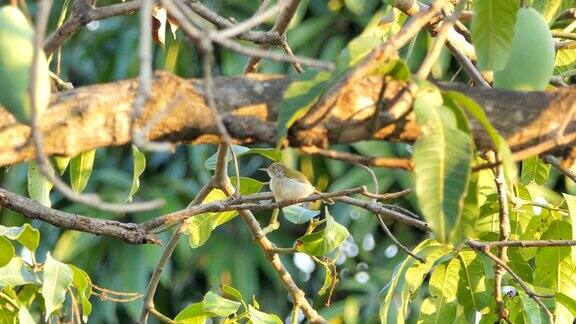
[264,162,333,204]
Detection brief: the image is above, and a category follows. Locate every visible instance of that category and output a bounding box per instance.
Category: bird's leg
[262,208,281,235]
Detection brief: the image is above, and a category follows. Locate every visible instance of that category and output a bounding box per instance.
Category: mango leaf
[513,290,551,324]
[70,149,96,193]
[554,48,576,75]
[204,145,282,170]
[52,156,70,175]
[534,220,576,322]
[413,85,473,244]
[183,178,263,248]
[451,167,479,246]
[418,259,461,323]
[379,240,451,323]
[0,223,40,251]
[282,205,320,224]
[318,263,333,296]
[42,253,73,320]
[70,264,92,322]
[471,0,519,71]
[175,302,214,324]
[0,237,14,267]
[248,304,282,324]
[0,257,38,287]
[0,6,52,124]
[521,156,550,185]
[0,224,40,251]
[275,69,331,143]
[28,161,53,207]
[456,251,492,317]
[565,193,576,263]
[532,0,576,24]
[202,291,241,317]
[18,306,35,324]
[556,292,576,317]
[444,91,517,184]
[295,210,349,256]
[221,284,244,303]
[126,145,146,202]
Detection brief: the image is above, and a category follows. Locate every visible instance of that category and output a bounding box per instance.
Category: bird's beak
[258,168,268,172]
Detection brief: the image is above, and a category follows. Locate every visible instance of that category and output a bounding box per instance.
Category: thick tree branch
[0,72,574,166]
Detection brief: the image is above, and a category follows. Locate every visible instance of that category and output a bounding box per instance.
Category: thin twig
[214,144,327,324]
[300,146,414,170]
[542,155,576,183]
[138,181,214,323]
[489,152,511,321]
[377,214,425,262]
[244,0,302,73]
[467,240,554,322]
[416,0,467,79]
[28,0,163,213]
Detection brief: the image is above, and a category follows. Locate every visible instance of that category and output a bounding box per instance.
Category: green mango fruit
[0,6,51,124]
[493,7,555,91]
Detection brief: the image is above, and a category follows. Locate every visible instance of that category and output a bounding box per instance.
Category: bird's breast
[270,177,315,201]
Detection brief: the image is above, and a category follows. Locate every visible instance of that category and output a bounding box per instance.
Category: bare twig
[416,0,467,79]
[542,155,576,182]
[377,214,425,262]
[467,240,554,322]
[244,0,302,73]
[214,144,327,324]
[300,146,414,170]
[299,0,451,130]
[0,188,160,244]
[138,180,214,323]
[469,239,576,248]
[489,152,511,321]
[30,0,162,213]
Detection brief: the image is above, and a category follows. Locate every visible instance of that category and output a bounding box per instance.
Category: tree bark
[0,71,574,166]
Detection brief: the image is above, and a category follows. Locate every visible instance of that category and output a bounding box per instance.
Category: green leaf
[318,263,333,296]
[564,193,576,263]
[554,48,576,75]
[27,161,53,207]
[221,284,243,303]
[126,145,146,202]
[0,6,52,124]
[183,178,263,248]
[282,205,320,224]
[248,304,282,324]
[457,251,492,316]
[175,302,214,324]
[445,91,517,184]
[42,253,73,320]
[204,145,282,170]
[52,156,70,175]
[513,290,551,324]
[531,0,576,24]
[201,291,241,317]
[413,85,473,244]
[295,210,350,256]
[275,69,331,143]
[18,306,35,324]
[521,156,550,185]
[70,149,96,193]
[556,292,576,317]
[69,264,92,322]
[379,240,451,323]
[418,259,460,323]
[534,220,576,322]
[451,172,479,246]
[0,224,40,251]
[471,0,519,71]
[0,237,14,267]
[0,257,38,287]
